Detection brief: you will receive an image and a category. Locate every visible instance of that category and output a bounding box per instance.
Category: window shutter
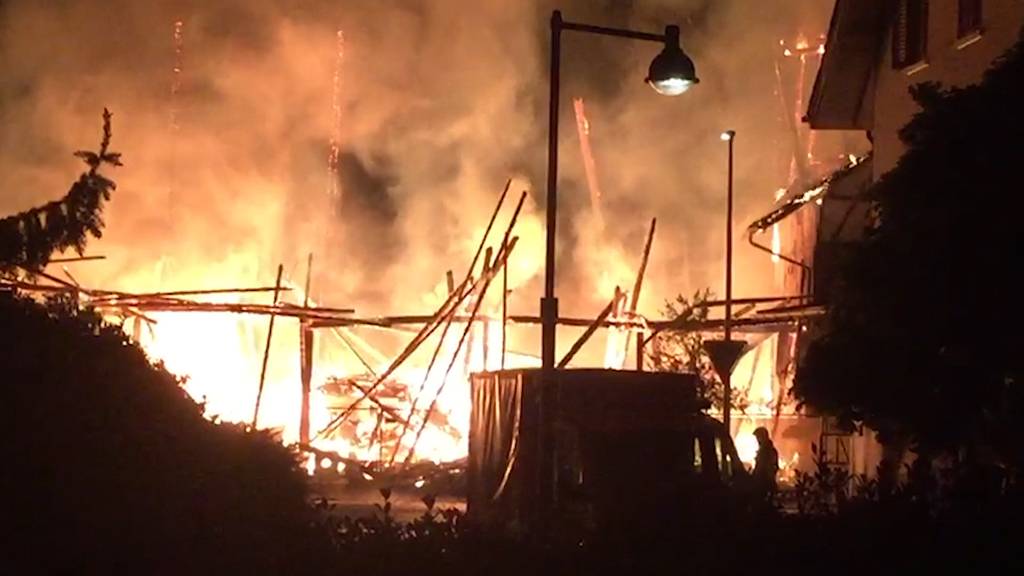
[958,0,982,38]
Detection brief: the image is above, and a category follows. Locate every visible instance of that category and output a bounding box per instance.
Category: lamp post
[540,9,699,521]
[721,129,736,432]
[702,132,745,441]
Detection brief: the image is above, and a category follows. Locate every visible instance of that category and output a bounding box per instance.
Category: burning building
[779,0,1024,477]
[0,1,854,489]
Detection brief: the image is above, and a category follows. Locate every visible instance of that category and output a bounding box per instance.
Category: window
[958,0,982,38]
[892,0,929,69]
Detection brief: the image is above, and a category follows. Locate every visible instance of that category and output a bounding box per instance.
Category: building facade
[753,0,1024,477]
[807,0,1024,178]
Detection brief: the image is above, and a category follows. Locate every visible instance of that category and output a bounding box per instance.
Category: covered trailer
[468,369,745,533]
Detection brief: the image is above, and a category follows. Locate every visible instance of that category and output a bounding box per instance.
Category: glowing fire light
[572,97,605,228]
[771,188,785,263]
[170,20,184,133]
[327,29,345,205]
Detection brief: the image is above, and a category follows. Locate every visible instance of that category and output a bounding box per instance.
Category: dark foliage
[317,484,1024,576]
[2,294,332,575]
[794,32,1024,472]
[0,109,120,275]
[648,289,749,411]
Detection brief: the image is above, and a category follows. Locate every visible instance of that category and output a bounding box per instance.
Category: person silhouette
[751,427,779,501]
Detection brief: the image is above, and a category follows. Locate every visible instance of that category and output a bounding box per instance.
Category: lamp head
[646,25,699,96]
[721,130,736,141]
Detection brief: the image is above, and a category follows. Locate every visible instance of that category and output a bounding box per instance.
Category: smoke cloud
[0,0,855,363]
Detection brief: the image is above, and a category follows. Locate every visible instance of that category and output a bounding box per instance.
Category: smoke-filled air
[0,0,862,463]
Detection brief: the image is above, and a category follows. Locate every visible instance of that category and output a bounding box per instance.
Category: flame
[770,188,785,264]
[573,97,604,228]
[113,249,545,467]
[327,29,345,204]
[734,427,759,466]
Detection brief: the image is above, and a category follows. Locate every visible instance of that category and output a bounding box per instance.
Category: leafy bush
[313,474,1024,576]
[647,289,749,411]
[2,294,332,575]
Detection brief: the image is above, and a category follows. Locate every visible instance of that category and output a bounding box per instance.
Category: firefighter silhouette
[752,427,779,500]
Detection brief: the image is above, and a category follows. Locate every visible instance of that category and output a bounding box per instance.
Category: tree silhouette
[647,289,748,412]
[794,32,1024,477]
[0,109,120,275]
[1,115,331,573]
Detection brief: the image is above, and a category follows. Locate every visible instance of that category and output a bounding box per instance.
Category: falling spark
[771,188,785,263]
[170,20,184,134]
[327,29,345,205]
[573,97,605,229]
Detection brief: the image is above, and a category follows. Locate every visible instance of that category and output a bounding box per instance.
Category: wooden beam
[558,294,618,369]
[402,235,522,465]
[252,264,284,429]
[625,217,656,367]
[315,183,515,439]
[88,286,293,301]
[299,253,314,445]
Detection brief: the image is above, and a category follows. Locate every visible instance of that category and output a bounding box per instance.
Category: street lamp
[722,130,735,431]
[703,130,745,438]
[647,25,700,95]
[539,8,698,521]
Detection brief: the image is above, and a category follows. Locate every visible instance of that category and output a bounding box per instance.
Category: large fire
[12,13,822,482]
[109,256,801,476]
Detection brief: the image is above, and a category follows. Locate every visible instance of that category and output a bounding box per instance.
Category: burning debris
[0,2,853,496]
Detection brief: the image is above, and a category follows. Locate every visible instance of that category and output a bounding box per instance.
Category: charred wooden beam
[558,293,618,369]
[625,217,656,368]
[252,264,284,429]
[316,183,515,439]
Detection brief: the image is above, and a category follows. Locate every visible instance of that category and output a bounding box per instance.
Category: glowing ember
[327,29,345,204]
[170,20,184,133]
[573,97,605,228]
[771,188,785,263]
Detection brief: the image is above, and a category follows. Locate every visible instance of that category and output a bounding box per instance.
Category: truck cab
[467,369,745,534]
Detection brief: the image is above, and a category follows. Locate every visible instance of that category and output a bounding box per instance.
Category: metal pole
[542,11,561,370]
[724,133,735,433]
[538,9,562,530]
[502,258,508,370]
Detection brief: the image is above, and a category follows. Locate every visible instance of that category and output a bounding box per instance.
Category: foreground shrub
[2,294,332,575]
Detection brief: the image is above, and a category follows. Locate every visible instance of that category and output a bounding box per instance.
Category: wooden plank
[315,183,514,439]
[252,264,284,429]
[624,217,656,367]
[558,294,618,369]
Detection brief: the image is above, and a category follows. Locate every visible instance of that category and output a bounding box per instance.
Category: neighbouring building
[751,0,1024,477]
[807,0,1023,178]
